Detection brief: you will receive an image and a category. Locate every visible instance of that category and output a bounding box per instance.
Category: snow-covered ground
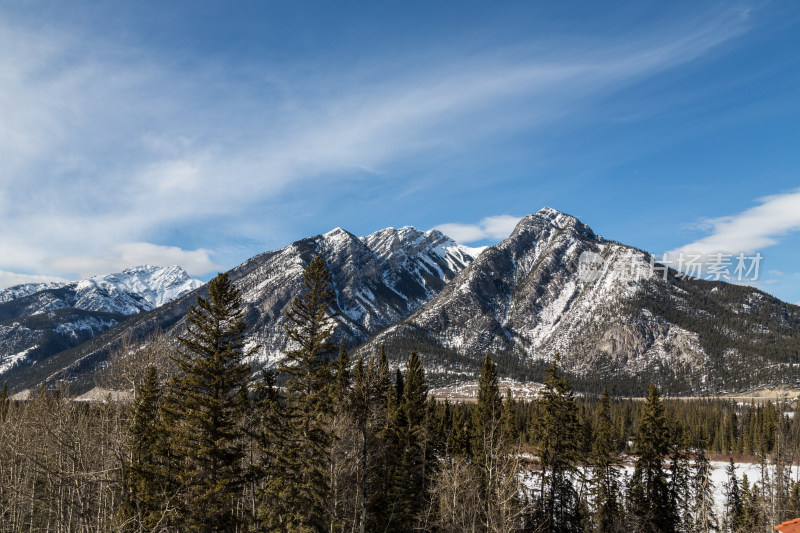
[521,459,788,517]
[430,378,543,401]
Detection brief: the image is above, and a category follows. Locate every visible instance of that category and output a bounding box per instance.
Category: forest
[1,256,799,532]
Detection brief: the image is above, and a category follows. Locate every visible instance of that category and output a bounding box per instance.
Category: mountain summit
[360,207,800,393]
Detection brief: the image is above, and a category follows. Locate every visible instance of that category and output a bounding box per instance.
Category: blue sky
[1,1,800,302]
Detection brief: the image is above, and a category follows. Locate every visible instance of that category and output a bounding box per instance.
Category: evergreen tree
[370,347,396,533]
[668,431,691,532]
[500,388,520,445]
[332,340,350,404]
[472,354,503,467]
[163,272,252,531]
[386,351,429,532]
[722,458,742,533]
[329,341,351,531]
[279,255,338,531]
[447,402,470,458]
[472,354,508,530]
[350,356,371,533]
[534,355,582,533]
[121,366,171,530]
[0,381,8,422]
[689,441,717,533]
[591,390,622,533]
[251,368,314,533]
[630,384,673,533]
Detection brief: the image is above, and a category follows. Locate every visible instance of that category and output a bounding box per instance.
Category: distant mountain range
[3,209,800,396]
[0,266,202,382]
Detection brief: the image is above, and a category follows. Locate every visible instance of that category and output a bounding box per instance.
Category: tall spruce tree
[630,384,674,533]
[279,255,338,531]
[163,272,252,531]
[252,369,300,531]
[591,390,622,533]
[386,351,429,532]
[472,354,503,464]
[722,458,742,532]
[0,381,8,422]
[121,365,171,530]
[472,354,504,528]
[690,440,717,533]
[535,355,582,533]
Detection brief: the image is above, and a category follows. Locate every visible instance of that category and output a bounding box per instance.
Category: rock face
[8,227,482,392]
[361,208,800,394]
[229,226,482,365]
[0,266,203,383]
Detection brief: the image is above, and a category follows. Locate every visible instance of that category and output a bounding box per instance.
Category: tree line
[2,256,800,531]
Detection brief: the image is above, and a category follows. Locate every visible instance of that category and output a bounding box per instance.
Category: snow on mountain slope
[73,265,204,313]
[0,265,203,317]
[15,225,483,391]
[361,207,800,393]
[0,282,67,303]
[228,226,483,365]
[13,211,798,396]
[0,266,203,382]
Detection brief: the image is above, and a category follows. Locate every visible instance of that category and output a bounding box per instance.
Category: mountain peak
[512,207,595,241]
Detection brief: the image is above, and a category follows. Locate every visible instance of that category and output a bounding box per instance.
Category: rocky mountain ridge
[2,226,482,392]
[5,209,800,396]
[0,266,203,382]
[360,208,800,394]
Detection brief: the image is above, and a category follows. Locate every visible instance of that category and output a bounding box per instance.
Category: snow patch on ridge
[0,345,37,375]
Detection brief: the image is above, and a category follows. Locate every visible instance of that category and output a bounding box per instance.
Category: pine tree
[500,388,520,445]
[630,384,674,533]
[668,431,691,532]
[722,458,742,532]
[0,381,8,422]
[332,340,350,405]
[690,440,717,533]
[591,390,622,533]
[472,354,507,530]
[121,365,171,530]
[279,255,338,530]
[329,341,351,532]
[534,355,582,533]
[350,356,370,533]
[472,354,503,468]
[162,272,252,531]
[386,351,429,532]
[252,369,300,531]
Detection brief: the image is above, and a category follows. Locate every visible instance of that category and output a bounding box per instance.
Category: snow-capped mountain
[7,211,800,396]
[0,265,203,317]
[14,226,482,391]
[0,281,67,303]
[359,208,800,393]
[0,266,203,381]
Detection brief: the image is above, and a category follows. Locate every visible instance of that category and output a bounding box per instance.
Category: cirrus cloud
[670,189,800,257]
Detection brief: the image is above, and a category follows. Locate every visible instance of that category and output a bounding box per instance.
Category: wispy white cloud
[670,189,800,256]
[0,271,68,289]
[0,6,754,286]
[46,243,220,279]
[435,215,522,243]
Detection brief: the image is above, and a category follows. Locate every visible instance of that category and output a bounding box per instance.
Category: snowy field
[521,459,789,516]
